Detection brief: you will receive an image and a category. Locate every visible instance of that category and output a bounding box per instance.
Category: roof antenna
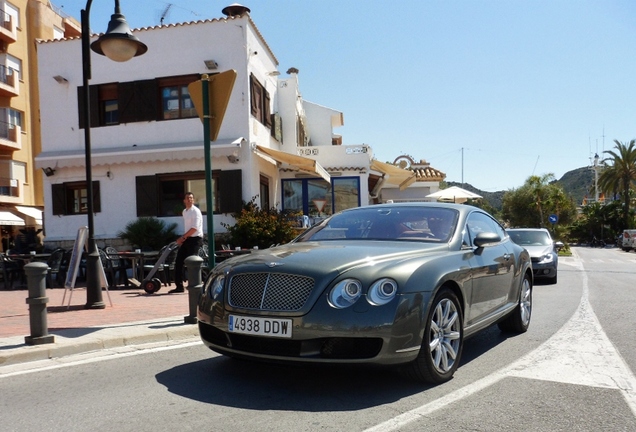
[159,3,172,25]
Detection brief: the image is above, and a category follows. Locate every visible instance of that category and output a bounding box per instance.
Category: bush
[222,198,301,249]
[117,217,179,250]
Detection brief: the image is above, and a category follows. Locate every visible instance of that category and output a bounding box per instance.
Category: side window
[78,74,199,128]
[157,74,199,120]
[250,74,272,127]
[51,181,101,215]
[465,212,505,246]
[134,170,242,217]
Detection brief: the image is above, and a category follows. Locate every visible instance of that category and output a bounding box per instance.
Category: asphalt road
[2,246,635,431]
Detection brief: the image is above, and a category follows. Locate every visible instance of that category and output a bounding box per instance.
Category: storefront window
[282,177,360,220]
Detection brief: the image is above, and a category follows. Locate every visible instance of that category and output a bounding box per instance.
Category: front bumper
[197,292,427,366]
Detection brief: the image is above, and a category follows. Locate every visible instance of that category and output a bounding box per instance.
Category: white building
[35,4,417,248]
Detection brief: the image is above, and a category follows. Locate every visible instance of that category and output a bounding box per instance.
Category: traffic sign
[549,214,558,224]
[188,70,237,141]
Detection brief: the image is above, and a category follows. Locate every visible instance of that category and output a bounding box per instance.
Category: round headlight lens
[328,278,362,309]
[208,274,226,300]
[368,278,398,306]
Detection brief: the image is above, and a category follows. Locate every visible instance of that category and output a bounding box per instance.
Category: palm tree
[527,173,555,227]
[598,140,636,229]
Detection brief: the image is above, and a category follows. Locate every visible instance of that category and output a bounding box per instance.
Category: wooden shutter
[77,85,99,129]
[92,181,101,213]
[250,74,262,119]
[119,79,158,123]
[52,184,66,215]
[135,175,157,216]
[219,170,242,214]
[264,91,272,127]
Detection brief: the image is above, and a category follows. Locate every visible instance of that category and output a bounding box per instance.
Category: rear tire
[498,273,532,333]
[401,288,463,384]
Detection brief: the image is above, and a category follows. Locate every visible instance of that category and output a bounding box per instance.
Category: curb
[0,317,200,368]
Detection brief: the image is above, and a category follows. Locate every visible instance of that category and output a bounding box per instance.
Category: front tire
[402,288,463,384]
[498,273,532,333]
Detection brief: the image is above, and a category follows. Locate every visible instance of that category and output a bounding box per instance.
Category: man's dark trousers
[174,236,203,290]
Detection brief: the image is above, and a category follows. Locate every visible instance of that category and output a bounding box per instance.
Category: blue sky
[55,1,636,192]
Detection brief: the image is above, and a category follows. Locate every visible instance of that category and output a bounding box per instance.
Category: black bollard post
[184,255,203,324]
[24,262,55,345]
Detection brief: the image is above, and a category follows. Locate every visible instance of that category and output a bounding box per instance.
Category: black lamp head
[90,11,147,62]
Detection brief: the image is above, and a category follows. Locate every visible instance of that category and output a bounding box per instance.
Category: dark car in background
[507,228,562,284]
[198,203,533,384]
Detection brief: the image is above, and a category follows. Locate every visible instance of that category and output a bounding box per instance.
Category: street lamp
[82,0,147,309]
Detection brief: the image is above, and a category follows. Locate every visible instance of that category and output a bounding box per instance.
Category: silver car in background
[507,228,562,284]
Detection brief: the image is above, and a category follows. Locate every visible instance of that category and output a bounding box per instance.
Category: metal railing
[0,175,19,197]
[0,65,16,87]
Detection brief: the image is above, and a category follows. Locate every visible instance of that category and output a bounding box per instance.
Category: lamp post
[81,0,147,308]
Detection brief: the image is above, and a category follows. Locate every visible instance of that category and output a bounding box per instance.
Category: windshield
[295,206,458,243]
[508,230,551,246]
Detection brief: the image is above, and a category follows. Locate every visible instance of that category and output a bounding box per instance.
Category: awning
[15,206,43,225]
[370,160,416,191]
[253,145,331,183]
[35,137,246,169]
[0,211,24,226]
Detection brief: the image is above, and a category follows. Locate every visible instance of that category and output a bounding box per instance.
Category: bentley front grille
[228,273,314,311]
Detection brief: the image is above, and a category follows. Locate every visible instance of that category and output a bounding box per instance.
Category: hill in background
[448,166,594,211]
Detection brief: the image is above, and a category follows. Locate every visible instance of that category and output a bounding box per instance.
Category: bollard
[24,261,55,345]
[184,255,203,324]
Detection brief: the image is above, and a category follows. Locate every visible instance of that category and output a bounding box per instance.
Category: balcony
[0,175,20,202]
[0,121,20,151]
[0,12,15,44]
[0,65,18,97]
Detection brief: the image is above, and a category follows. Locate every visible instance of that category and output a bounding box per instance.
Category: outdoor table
[8,253,52,263]
[110,251,159,283]
[7,253,52,287]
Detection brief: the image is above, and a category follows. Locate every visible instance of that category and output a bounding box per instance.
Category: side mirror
[554,241,564,251]
[474,232,501,248]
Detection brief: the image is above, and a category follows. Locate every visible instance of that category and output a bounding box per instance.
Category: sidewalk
[0,283,200,368]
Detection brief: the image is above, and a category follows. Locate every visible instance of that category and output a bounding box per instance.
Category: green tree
[117,217,178,250]
[221,198,301,249]
[502,174,576,237]
[598,139,636,229]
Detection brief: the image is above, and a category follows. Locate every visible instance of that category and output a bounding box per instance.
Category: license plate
[228,315,292,338]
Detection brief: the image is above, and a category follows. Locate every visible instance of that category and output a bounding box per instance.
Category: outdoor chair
[99,248,126,288]
[105,246,129,287]
[0,253,21,290]
[46,248,66,288]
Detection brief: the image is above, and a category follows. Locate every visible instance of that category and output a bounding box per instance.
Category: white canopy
[0,211,24,226]
[426,186,482,203]
[15,206,43,225]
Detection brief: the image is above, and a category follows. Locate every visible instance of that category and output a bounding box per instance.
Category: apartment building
[0,0,79,251]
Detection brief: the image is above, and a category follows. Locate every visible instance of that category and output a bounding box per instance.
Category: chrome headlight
[328,278,362,309]
[368,278,398,306]
[207,274,226,301]
[538,254,554,264]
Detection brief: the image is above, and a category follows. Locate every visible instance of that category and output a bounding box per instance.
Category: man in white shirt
[169,192,203,293]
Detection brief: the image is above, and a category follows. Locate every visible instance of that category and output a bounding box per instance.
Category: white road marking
[0,340,203,378]
[364,256,636,432]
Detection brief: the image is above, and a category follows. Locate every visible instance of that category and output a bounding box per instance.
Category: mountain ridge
[448,166,594,210]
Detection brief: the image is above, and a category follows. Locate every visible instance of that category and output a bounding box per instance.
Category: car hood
[522,244,553,258]
[214,240,449,276]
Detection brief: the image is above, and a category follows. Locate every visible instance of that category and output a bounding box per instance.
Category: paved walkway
[0,283,200,368]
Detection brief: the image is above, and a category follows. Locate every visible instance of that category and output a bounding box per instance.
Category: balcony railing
[0,11,14,43]
[0,65,17,97]
[0,176,19,197]
[0,120,20,150]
